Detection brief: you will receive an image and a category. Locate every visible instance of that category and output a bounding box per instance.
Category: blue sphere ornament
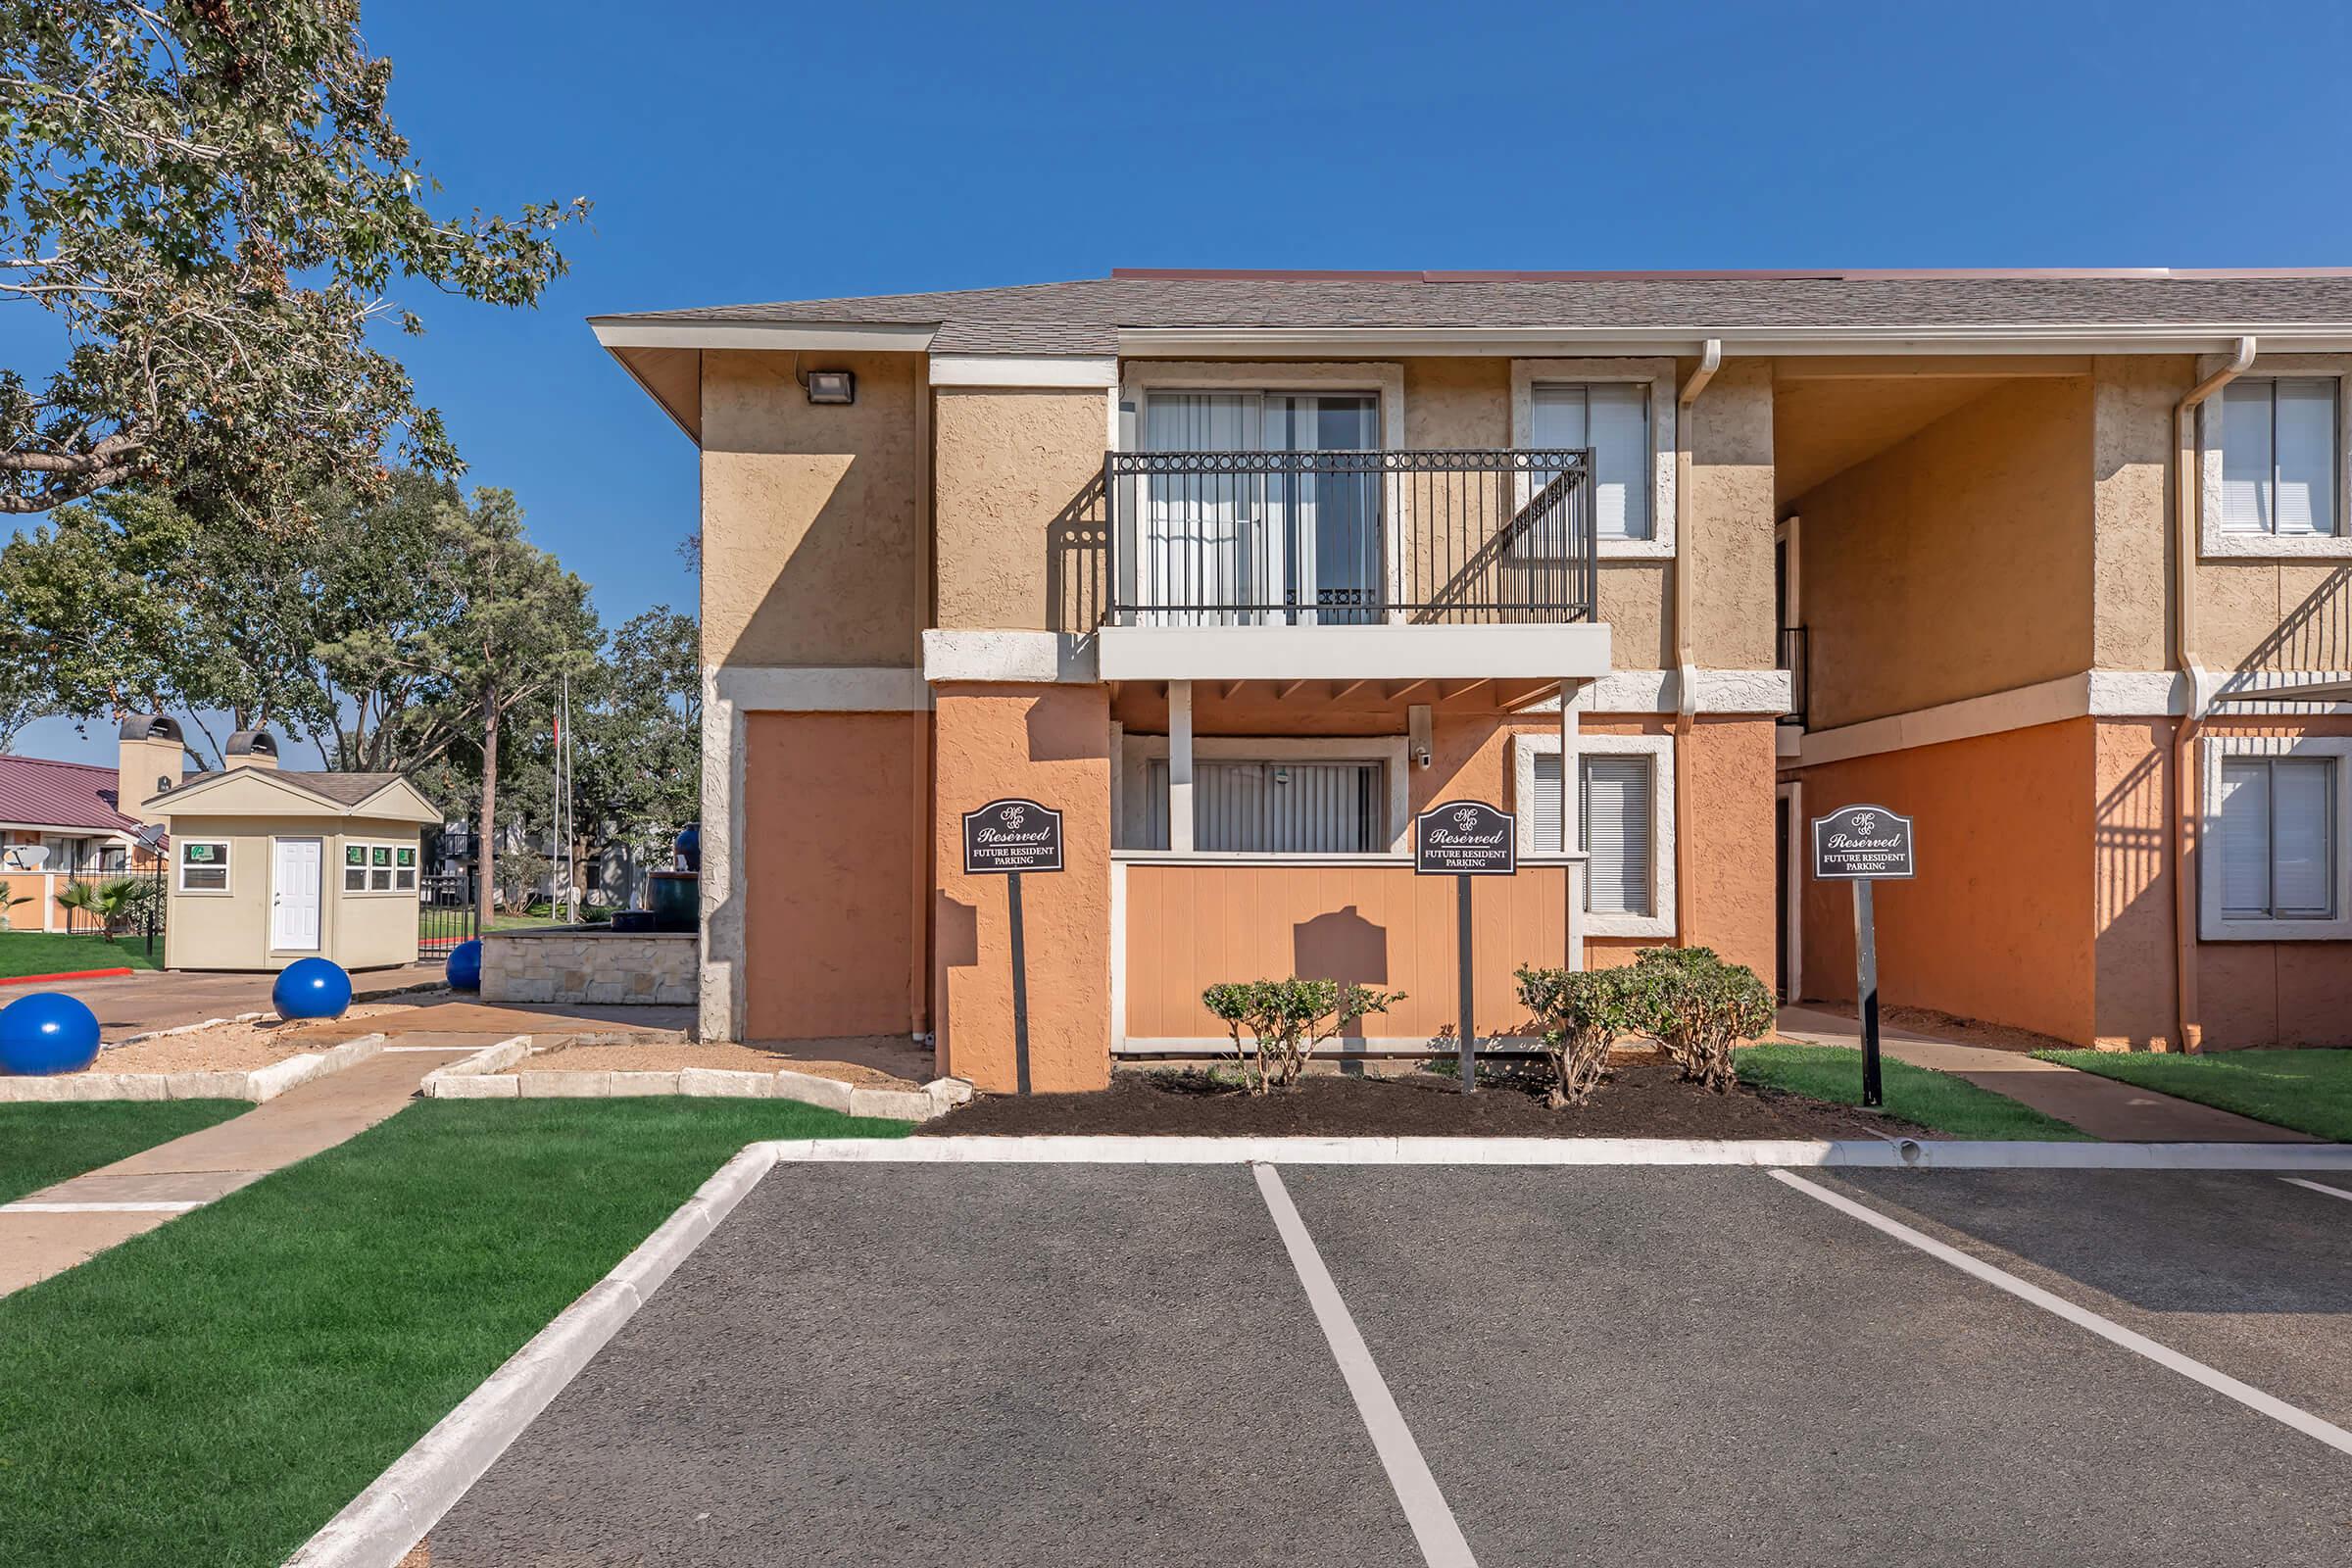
[273,957,353,1021]
[446,939,483,993]
[0,991,103,1076]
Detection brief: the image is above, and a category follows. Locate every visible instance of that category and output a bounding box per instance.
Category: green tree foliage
[0,2,586,518]
[574,607,700,864]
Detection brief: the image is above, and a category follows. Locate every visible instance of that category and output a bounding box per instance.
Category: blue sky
[13,0,2352,763]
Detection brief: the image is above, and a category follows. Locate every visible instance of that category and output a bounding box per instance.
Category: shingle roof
[152,769,407,808]
[0,755,141,834]
[594,269,2352,356]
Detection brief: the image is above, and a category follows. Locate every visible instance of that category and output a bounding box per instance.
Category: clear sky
[13,0,2352,764]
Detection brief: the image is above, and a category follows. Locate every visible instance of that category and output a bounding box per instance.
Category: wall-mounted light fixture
[804,369,856,406]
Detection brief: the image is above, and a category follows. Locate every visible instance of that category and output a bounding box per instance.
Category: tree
[572,607,700,872]
[1,3,586,519]
[0,659,44,752]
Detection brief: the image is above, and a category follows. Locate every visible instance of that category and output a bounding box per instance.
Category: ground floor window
[1140,757,1388,854]
[2216,756,2336,920]
[1531,752,1656,915]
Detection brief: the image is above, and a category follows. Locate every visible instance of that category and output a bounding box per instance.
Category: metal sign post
[1810,803,1916,1109]
[1414,801,1517,1094]
[960,798,1065,1096]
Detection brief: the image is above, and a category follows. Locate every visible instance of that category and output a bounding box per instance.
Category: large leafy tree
[1,2,586,518]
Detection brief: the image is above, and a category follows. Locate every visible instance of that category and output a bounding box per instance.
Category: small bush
[1623,946,1775,1093]
[1200,977,1404,1095]
[1513,964,1639,1108]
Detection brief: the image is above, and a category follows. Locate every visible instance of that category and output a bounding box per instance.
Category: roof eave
[1116,322,2352,358]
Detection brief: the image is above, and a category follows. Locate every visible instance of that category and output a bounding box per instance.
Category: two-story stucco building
[595,267,2352,1089]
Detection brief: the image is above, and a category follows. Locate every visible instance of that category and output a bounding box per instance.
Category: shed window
[178,840,229,893]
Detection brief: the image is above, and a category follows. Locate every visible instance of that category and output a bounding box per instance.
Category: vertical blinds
[2218,757,2334,919]
[2220,378,2337,536]
[1530,382,1651,540]
[1533,752,1654,915]
[1139,758,1385,853]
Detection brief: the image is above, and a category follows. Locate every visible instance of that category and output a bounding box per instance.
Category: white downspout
[2171,334,2255,1053]
[1672,339,1722,947]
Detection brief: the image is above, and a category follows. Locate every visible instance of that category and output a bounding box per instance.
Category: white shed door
[272,838,322,952]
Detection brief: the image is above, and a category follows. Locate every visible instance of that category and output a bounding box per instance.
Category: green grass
[0,930,162,977]
[1738,1043,2095,1140]
[0,1098,907,1568]
[0,1101,249,1204]
[2034,1047,2352,1142]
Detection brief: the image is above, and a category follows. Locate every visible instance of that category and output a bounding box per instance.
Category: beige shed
[145,756,441,973]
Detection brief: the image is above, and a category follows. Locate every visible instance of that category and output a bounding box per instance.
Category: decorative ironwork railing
[1102,448,1597,627]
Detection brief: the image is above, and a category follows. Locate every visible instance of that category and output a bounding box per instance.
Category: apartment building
[595,268,2352,1087]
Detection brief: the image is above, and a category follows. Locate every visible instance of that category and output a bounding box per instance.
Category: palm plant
[54,877,142,940]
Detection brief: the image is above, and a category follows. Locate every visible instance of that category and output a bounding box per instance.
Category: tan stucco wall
[1796,377,2095,729]
[933,683,1113,1092]
[700,349,923,669]
[932,387,1107,634]
[162,814,420,972]
[2090,357,2187,671]
[1689,360,1778,669]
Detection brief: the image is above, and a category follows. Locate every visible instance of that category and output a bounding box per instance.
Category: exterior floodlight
[805,369,856,405]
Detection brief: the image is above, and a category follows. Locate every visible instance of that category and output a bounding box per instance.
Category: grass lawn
[0,930,162,977]
[0,1098,906,1568]
[1739,1044,2094,1140]
[2034,1047,2352,1142]
[0,1101,249,1204]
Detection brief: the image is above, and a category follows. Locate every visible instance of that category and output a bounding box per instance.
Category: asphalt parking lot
[428,1160,2352,1567]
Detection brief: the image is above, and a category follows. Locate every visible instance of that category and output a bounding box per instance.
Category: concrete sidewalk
[0,1044,471,1297]
[1775,1006,2311,1142]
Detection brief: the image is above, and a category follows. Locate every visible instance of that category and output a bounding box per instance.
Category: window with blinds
[1140,758,1386,853]
[2217,756,2335,919]
[1529,382,1651,541]
[2219,377,2338,537]
[1531,752,1654,915]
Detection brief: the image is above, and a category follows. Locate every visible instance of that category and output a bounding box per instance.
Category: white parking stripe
[1252,1163,1480,1568]
[1769,1170,2352,1458]
[2280,1176,2352,1204]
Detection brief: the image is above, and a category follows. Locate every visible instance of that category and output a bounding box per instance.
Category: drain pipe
[2171,334,2256,1054]
[1672,340,1723,947]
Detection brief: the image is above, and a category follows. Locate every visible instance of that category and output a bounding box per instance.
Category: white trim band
[707,664,929,712]
[591,319,936,354]
[930,355,1117,388]
[1097,623,1610,683]
[922,629,1099,684]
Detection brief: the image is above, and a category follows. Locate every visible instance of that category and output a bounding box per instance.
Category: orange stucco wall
[933,683,1113,1092]
[742,712,922,1042]
[1797,719,2097,1044]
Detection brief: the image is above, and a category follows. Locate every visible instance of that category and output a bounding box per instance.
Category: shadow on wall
[937,895,978,971]
[2093,739,2171,1052]
[1294,906,1388,1040]
[1046,472,1108,635]
[2236,565,2352,674]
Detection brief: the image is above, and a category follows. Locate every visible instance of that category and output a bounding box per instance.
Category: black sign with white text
[1812,804,1916,881]
[1414,800,1517,876]
[961,799,1064,875]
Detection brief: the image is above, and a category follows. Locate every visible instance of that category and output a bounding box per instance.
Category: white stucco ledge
[922,628,1099,684]
[417,1037,972,1121]
[1096,622,1611,683]
[0,1033,387,1103]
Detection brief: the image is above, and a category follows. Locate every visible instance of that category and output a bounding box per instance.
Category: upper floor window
[2216,756,2335,921]
[1530,382,1651,541]
[2220,377,2338,537]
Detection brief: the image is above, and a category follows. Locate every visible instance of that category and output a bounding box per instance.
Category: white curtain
[1142,394,1255,625]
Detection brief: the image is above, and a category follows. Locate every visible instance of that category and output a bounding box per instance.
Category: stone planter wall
[480,929,697,1006]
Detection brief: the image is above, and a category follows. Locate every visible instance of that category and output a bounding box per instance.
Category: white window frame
[1510,729,1676,937]
[1117,733,1411,858]
[2199,356,2352,559]
[1510,359,1677,560]
[2200,734,2352,941]
[176,839,232,895]
[341,839,422,897]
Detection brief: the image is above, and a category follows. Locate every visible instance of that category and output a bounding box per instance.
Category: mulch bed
[919,1061,1930,1140]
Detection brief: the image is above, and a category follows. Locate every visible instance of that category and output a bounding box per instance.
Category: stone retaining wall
[480,929,697,1006]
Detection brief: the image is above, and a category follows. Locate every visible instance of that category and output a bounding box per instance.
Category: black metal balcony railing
[1102,448,1596,627]
[1778,623,1809,727]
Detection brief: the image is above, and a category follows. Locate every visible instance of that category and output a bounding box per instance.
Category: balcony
[1094,447,1610,685]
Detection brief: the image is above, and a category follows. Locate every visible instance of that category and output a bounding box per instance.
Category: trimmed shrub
[1623,946,1775,1093]
[1513,963,1639,1108]
[1200,977,1404,1095]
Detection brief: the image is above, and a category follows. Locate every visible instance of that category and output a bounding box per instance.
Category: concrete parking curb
[414,1042,972,1121]
[0,1033,388,1103]
[283,1141,782,1568]
[757,1134,2352,1169]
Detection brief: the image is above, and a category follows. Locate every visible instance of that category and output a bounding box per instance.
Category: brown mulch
[918,1061,1930,1140]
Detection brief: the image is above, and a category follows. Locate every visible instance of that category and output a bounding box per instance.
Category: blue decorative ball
[273,957,353,1021]
[0,992,103,1076]
[446,939,483,993]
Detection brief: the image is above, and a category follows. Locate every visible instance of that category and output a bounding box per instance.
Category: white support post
[1561,682,1584,972]
[1168,680,1195,855]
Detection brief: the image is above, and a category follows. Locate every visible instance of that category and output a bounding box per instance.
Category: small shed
[144,758,441,973]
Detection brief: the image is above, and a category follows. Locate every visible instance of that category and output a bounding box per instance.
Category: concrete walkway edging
[284,1140,782,1568]
[415,1039,974,1122]
[760,1134,2352,1169]
[0,1033,388,1104]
